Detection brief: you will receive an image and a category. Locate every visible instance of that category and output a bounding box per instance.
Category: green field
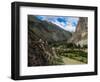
[49,42,88,65]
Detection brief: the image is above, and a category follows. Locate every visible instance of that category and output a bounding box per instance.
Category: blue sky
[36,15,79,32]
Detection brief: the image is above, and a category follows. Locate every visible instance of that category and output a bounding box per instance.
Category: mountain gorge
[28,15,88,66]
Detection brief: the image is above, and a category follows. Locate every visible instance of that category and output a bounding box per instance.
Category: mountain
[28,15,72,43]
[28,15,72,66]
[68,17,88,47]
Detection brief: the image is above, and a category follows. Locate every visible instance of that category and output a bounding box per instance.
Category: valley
[28,15,88,66]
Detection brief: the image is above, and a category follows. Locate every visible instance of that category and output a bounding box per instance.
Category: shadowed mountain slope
[28,15,72,66]
[28,15,72,43]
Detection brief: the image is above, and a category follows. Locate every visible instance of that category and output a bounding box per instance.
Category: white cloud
[51,20,76,32]
[65,26,76,32]
[37,16,79,32]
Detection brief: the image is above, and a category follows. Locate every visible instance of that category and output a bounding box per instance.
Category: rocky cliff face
[76,17,87,33]
[68,17,88,47]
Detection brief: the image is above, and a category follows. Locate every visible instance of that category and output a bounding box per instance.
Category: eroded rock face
[28,27,57,66]
[76,17,88,33]
[68,17,88,47]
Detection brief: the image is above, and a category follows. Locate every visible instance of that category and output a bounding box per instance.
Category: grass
[57,50,87,63]
[49,42,88,64]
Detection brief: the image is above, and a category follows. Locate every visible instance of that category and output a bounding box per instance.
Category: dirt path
[61,56,85,65]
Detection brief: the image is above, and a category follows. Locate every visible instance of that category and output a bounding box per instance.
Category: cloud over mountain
[36,15,79,32]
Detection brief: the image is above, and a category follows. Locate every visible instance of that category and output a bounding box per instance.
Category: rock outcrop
[68,17,88,47]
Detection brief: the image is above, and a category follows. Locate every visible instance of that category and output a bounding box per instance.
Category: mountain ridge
[28,15,72,43]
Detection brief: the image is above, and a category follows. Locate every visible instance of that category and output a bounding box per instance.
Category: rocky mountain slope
[68,17,88,47]
[28,15,72,66]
